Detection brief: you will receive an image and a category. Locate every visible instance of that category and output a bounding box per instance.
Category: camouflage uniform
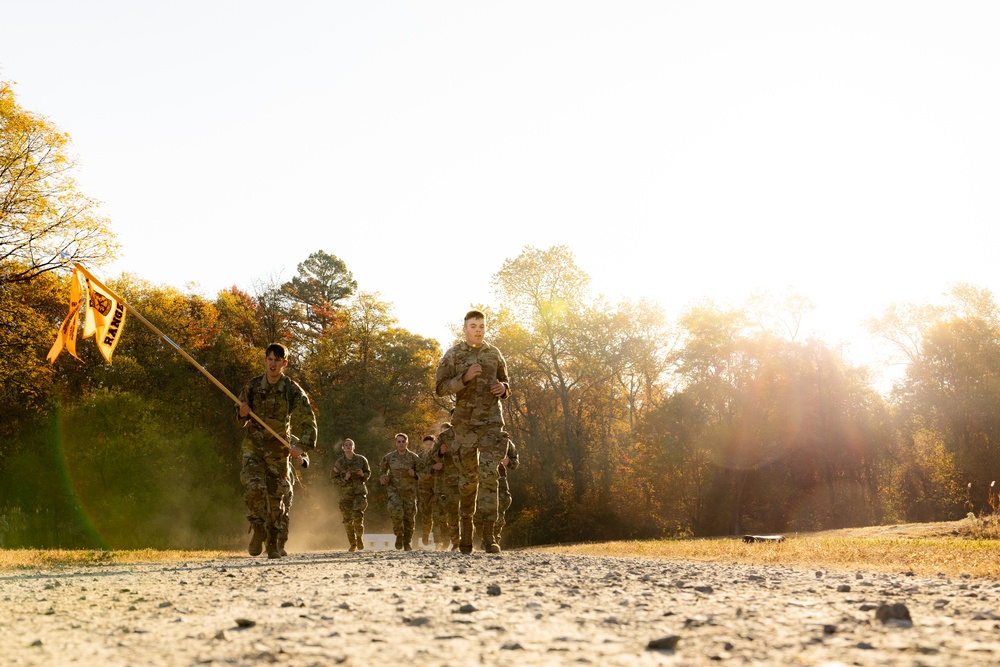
[379,447,421,549]
[496,439,519,540]
[435,340,510,553]
[332,453,370,550]
[278,473,294,555]
[475,434,519,547]
[417,442,441,546]
[434,424,461,550]
[236,373,317,557]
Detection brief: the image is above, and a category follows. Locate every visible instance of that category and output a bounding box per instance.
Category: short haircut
[394,433,408,442]
[342,438,355,447]
[422,435,435,442]
[265,343,288,359]
[464,309,485,323]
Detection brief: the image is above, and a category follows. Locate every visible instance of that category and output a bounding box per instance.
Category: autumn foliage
[0,81,992,549]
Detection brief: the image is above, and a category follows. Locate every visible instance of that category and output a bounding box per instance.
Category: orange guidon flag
[46,268,84,363]
[82,276,127,363]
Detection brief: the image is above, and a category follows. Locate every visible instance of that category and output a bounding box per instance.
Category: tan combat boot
[248,522,266,557]
[278,520,288,557]
[266,534,281,559]
[482,520,501,554]
[459,517,474,554]
[474,519,484,549]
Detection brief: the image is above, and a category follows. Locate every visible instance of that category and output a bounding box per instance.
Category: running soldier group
[341,309,518,554]
[237,310,517,557]
[344,423,517,552]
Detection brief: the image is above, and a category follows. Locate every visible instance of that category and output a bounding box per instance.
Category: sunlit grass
[534,517,1000,579]
[0,549,233,570]
[538,534,1000,578]
[4,519,1000,578]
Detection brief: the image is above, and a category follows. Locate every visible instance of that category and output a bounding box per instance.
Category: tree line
[2,79,995,549]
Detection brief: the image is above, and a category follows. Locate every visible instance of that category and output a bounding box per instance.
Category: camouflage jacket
[434,341,510,428]
[332,454,370,497]
[434,425,460,486]
[380,449,421,497]
[417,445,439,491]
[236,373,317,455]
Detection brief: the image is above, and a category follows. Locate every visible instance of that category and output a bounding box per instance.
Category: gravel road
[4,549,1000,666]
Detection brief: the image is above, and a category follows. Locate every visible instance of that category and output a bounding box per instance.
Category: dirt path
[4,549,1000,666]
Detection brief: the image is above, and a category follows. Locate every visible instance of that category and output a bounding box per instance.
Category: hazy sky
[4,2,998,381]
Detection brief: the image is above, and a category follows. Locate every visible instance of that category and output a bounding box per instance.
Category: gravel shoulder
[4,548,1000,666]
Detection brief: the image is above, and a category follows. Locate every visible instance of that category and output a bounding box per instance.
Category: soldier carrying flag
[47,264,317,558]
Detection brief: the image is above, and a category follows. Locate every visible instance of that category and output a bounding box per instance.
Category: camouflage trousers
[454,425,505,522]
[435,475,461,547]
[386,488,416,539]
[240,449,292,541]
[280,475,295,546]
[497,478,512,536]
[338,493,367,544]
[476,477,513,540]
[417,478,436,541]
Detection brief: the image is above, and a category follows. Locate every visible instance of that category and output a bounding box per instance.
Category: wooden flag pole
[74,264,295,452]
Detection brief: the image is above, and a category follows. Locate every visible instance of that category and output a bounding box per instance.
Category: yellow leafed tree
[0,80,117,285]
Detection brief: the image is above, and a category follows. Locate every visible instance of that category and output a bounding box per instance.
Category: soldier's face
[342,441,355,456]
[265,352,288,381]
[394,436,408,452]
[463,318,485,347]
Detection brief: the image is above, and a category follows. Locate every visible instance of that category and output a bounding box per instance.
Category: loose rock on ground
[3,550,1000,665]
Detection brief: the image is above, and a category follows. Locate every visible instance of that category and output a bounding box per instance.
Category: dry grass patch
[0,549,233,571]
[536,520,1000,579]
[5,520,1000,578]
[537,537,1000,578]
